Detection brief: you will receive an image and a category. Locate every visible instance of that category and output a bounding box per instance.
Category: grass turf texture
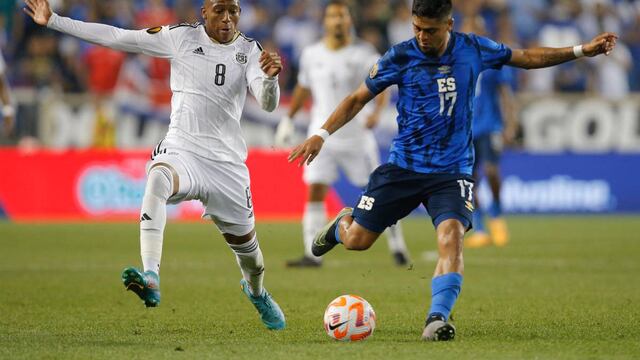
[1,216,639,359]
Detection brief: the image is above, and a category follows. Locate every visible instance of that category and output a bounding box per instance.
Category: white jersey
[48,14,279,163]
[0,48,5,74]
[298,40,380,147]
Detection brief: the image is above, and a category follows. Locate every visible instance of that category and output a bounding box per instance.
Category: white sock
[302,202,326,261]
[386,221,408,254]
[140,166,172,275]
[228,234,264,297]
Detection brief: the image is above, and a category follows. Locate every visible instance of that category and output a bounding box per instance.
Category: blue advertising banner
[332,151,640,214]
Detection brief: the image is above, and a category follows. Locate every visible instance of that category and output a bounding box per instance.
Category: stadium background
[1,2,640,358]
[0,0,639,219]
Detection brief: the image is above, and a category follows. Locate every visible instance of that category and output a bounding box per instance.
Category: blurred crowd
[0,0,638,145]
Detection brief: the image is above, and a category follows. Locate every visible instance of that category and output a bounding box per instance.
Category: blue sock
[333,220,342,243]
[428,273,463,321]
[473,206,486,233]
[489,201,502,218]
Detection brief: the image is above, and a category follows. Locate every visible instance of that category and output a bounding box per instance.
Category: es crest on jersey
[146,26,162,34]
[369,63,379,79]
[235,53,247,64]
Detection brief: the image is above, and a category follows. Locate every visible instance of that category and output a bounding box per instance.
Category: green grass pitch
[1,216,639,359]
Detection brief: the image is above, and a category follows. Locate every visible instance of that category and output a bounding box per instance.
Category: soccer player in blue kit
[289,0,617,341]
[463,16,518,248]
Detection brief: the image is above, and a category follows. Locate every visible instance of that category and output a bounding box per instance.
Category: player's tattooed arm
[509,32,618,69]
[288,83,375,166]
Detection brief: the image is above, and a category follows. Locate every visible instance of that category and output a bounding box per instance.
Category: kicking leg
[311,207,381,256]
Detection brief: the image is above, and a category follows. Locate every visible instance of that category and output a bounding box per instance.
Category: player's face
[201,0,241,43]
[324,4,352,39]
[412,15,453,56]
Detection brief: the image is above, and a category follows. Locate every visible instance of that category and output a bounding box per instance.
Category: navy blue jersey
[473,67,515,136]
[365,32,512,175]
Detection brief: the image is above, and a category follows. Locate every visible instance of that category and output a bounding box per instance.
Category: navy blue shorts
[473,133,502,167]
[351,163,475,233]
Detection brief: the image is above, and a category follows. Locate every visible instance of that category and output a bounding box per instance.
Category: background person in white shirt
[24,0,286,330]
[0,48,15,138]
[275,0,410,268]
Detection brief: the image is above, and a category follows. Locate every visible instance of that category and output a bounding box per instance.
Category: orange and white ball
[323,295,376,341]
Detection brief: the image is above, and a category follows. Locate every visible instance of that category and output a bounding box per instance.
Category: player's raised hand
[260,51,283,78]
[287,135,325,167]
[583,32,618,57]
[23,0,53,26]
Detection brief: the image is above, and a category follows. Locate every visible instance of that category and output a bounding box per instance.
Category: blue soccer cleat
[121,267,161,308]
[240,279,286,330]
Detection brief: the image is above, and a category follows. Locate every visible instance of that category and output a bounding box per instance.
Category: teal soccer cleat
[121,267,161,308]
[240,279,286,330]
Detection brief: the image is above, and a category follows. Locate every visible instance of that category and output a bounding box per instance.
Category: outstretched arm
[509,32,617,69]
[288,83,375,166]
[24,0,175,58]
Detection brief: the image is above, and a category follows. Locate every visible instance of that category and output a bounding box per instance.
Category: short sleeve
[245,41,265,85]
[297,47,311,87]
[470,34,512,71]
[365,47,401,95]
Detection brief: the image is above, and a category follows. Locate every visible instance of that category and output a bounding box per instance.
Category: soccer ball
[323,294,376,341]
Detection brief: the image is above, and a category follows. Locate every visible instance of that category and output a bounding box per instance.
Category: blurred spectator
[273,0,319,88]
[525,0,588,93]
[1,0,638,149]
[589,41,632,100]
[387,1,413,45]
[0,48,15,140]
[136,0,177,28]
[273,0,319,67]
[622,2,640,91]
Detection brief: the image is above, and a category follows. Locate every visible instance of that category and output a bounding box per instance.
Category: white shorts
[146,140,254,236]
[303,133,380,187]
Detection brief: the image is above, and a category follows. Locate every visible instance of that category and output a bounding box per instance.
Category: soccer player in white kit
[0,49,15,138]
[24,0,286,330]
[275,0,410,267]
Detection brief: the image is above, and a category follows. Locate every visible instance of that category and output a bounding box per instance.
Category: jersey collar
[203,28,241,45]
[412,31,456,59]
